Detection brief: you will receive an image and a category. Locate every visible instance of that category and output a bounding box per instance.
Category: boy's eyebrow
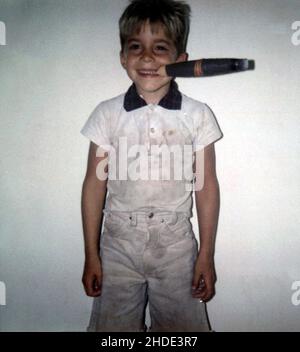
[127,38,172,45]
[127,38,140,43]
[154,39,172,45]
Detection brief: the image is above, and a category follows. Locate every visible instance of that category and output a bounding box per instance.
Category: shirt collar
[123,79,182,112]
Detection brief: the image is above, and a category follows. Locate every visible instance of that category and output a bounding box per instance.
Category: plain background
[0,0,300,331]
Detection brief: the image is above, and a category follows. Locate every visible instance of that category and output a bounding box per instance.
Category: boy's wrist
[85,249,100,261]
[197,248,215,260]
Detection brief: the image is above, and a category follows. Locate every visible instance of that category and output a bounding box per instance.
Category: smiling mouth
[137,69,160,76]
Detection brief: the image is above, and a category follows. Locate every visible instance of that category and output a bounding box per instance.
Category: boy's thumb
[192,276,198,289]
[93,276,101,290]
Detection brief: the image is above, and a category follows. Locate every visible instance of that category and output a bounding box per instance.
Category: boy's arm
[81,141,108,296]
[192,143,220,302]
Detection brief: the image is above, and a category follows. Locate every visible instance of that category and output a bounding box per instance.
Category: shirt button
[148,212,154,218]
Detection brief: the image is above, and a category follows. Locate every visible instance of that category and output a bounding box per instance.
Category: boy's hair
[119,0,191,56]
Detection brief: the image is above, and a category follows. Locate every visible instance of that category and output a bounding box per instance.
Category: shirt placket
[146,104,157,154]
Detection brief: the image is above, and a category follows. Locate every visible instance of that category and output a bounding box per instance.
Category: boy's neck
[136,82,171,105]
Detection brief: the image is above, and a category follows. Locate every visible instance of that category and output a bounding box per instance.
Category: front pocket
[104,214,127,237]
[165,217,192,234]
[158,217,193,246]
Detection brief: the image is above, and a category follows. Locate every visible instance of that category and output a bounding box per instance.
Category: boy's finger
[192,288,207,299]
[198,284,215,301]
[84,276,101,297]
[192,276,214,300]
[82,277,91,295]
[192,272,204,289]
[85,284,94,297]
[192,287,206,296]
[93,277,102,291]
[192,275,205,290]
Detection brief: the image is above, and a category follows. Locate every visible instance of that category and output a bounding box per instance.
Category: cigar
[159,58,255,77]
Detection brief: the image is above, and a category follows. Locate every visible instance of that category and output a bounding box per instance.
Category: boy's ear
[176,52,189,63]
[120,50,127,69]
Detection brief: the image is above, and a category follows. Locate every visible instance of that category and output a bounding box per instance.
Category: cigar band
[194,60,203,77]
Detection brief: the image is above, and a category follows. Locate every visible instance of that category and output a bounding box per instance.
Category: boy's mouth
[137,69,160,77]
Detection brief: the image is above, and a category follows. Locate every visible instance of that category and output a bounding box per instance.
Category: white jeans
[87,210,210,332]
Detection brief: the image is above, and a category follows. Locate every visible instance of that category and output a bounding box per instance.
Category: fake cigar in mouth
[159,58,255,77]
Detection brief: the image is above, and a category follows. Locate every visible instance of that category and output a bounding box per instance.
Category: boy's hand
[82,256,102,297]
[192,254,216,302]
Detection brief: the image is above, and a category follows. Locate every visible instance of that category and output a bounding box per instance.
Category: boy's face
[120,20,187,103]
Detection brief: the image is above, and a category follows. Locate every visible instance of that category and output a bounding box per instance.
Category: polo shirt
[80,81,223,217]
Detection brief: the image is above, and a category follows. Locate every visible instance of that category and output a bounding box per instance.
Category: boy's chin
[135,80,172,93]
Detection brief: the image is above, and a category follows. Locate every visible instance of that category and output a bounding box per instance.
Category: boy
[80,0,222,332]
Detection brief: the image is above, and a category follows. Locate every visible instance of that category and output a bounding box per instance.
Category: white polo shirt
[81,81,223,217]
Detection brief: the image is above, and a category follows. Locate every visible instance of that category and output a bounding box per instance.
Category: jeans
[87,210,210,332]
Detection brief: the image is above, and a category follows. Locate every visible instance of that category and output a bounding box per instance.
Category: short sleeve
[193,103,223,152]
[80,103,111,150]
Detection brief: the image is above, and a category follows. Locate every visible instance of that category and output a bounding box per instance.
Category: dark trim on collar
[123,79,182,111]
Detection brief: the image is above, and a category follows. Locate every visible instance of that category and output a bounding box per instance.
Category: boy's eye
[155,45,168,51]
[126,42,170,54]
[128,43,141,51]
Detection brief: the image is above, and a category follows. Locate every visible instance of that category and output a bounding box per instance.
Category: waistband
[103,209,189,226]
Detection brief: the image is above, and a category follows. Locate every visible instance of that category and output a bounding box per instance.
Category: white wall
[0,0,299,331]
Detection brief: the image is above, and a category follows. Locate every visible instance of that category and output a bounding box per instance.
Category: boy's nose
[141,49,154,62]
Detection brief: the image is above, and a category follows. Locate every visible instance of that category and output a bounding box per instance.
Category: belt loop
[129,212,137,226]
[168,212,178,225]
[173,212,178,224]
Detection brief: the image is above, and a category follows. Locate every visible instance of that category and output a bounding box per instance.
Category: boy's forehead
[127,20,173,41]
